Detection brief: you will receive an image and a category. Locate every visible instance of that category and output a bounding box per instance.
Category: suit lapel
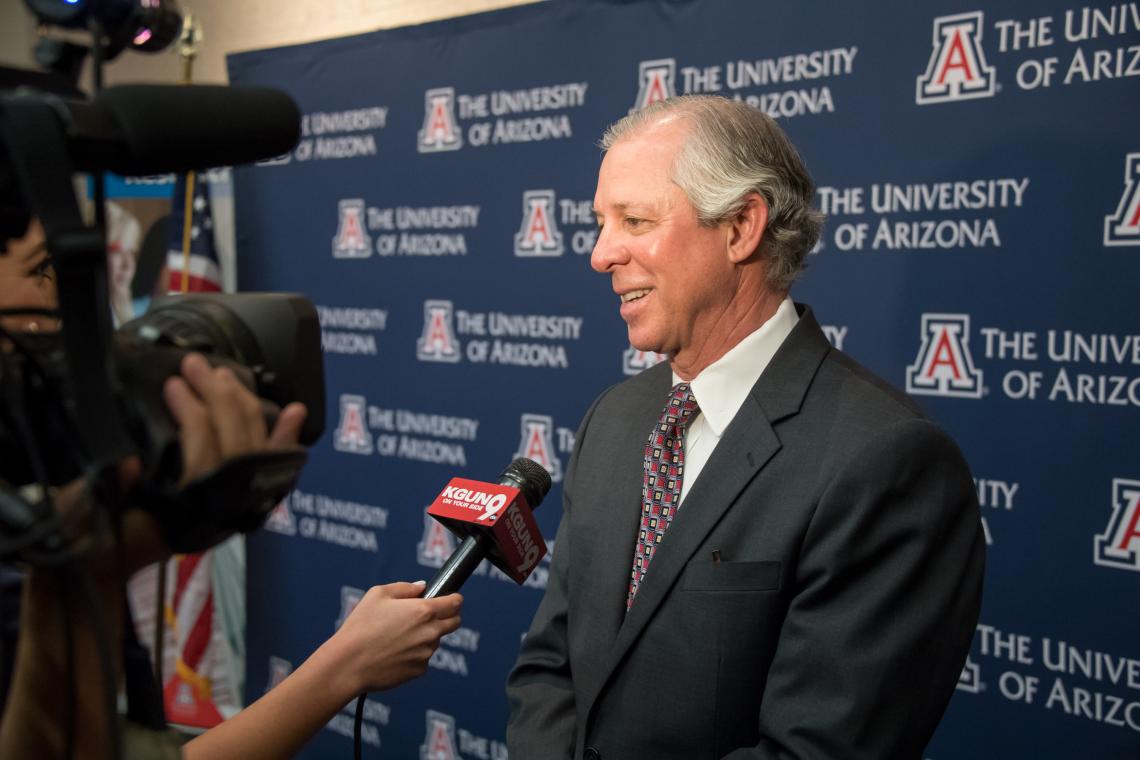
[583,305,831,711]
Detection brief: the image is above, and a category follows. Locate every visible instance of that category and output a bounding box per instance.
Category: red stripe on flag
[168,272,223,293]
[173,554,203,611]
[182,597,214,670]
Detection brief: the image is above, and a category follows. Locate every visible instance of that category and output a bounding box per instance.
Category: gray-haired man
[506,96,984,760]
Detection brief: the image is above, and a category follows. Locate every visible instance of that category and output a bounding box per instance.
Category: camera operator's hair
[600,95,824,291]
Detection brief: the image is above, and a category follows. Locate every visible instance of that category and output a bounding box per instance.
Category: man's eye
[624,217,644,228]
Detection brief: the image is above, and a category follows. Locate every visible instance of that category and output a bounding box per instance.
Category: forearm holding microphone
[183,582,461,760]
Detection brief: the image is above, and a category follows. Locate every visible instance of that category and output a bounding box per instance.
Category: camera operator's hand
[183,582,462,760]
[163,352,307,486]
[53,353,309,575]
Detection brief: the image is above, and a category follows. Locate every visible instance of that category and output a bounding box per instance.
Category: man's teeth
[621,289,651,303]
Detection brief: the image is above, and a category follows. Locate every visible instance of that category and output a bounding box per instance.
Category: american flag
[166,172,222,293]
[161,170,227,728]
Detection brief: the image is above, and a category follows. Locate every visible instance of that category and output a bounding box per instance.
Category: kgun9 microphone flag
[421,457,553,599]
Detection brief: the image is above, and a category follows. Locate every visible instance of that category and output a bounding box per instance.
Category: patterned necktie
[627,382,700,609]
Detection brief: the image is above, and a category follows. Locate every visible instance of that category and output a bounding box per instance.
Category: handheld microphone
[352,458,552,758]
[420,457,552,599]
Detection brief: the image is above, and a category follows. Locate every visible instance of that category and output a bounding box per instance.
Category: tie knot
[664,382,700,429]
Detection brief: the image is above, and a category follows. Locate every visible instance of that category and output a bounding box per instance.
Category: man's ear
[726,192,768,264]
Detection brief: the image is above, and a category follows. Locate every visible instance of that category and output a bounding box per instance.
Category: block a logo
[957,657,982,694]
[916,12,995,104]
[417,87,462,153]
[417,509,456,568]
[420,710,459,760]
[1094,479,1140,572]
[263,499,297,535]
[265,656,293,691]
[1105,152,1140,246]
[514,413,563,482]
[332,199,372,259]
[906,314,984,398]
[416,300,462,362]
[632,58,677,112]
[623,345,668,376]
[334,394,373,454]
[335,585,365,630]
[514,190,564,257]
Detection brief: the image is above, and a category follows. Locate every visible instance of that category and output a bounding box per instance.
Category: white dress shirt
[675,297,799,506]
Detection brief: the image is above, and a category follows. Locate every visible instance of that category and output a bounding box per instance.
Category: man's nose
[590,227,628,273]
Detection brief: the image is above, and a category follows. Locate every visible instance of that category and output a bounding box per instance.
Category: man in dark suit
[506,95,984,760]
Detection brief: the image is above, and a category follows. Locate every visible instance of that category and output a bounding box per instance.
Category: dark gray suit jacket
[506,305,984,760]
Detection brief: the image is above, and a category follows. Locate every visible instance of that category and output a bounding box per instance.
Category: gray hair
[600,95,824,291]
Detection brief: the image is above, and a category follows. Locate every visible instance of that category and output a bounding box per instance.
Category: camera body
[0,83,320,556]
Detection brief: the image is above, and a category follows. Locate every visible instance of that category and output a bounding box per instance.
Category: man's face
[0,218,59,332]
[591,119,738,365]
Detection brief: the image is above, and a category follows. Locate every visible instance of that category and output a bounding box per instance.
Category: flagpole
[179,174,195,293]
[178,14,202,293]
[155,10,204,693]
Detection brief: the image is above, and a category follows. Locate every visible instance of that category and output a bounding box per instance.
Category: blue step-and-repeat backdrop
[226,1,1140,757]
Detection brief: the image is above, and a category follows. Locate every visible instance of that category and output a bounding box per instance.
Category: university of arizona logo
[916,12,995,104]
[416,300,462,362]
[632,58,677,112]
[514,413,563,482]
[956,657,982,694]
[334,394,373,454]
[1094,479,1140,572]
[514,190,564,257]
[905,314,984,398]
[420,710,459,760]
[263,499,297,535]
[332,199,372,258]
[266,656,293,691]
[1104,153,1140,246]
[417,509,456,568]
[623,345,668,376]
[335,585,365,630]
[417,87,462,153]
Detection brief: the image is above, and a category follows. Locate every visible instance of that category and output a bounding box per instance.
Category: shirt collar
[674,297,798,436]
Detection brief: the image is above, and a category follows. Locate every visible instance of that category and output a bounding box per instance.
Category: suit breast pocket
[680,560,781,593]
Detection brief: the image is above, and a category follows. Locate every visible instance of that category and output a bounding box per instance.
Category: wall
[0,0,545,86]
[0,8,38,71]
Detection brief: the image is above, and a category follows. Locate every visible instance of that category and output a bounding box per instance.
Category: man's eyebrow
[594,201,648,216]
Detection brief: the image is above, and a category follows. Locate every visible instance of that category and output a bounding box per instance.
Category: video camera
[0,82,325,557]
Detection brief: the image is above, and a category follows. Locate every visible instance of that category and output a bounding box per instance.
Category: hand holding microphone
[349,458,551,759]
[331,582,462,693]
